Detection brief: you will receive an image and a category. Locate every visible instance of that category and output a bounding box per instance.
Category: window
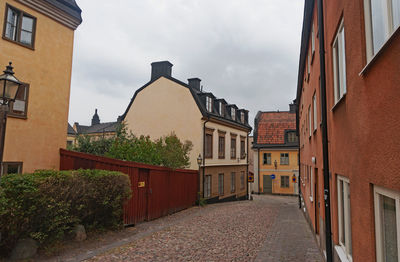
[240,137,246,159]
[218,174,224,195]
[364,0,400,59]
[204,175,212,198]
[281,176,289,188]
[206,96,212,112]
[374,186,400,262]
[230,135,236,159]
[263,153,271,165]
[310,167,313,201]
[240,112,245,123]
[8,84,29,118]
[311,22,315,55]
[240,171,245,189]
[205,133,213,158]
[308,106,312,137]
[3,5,36,47]
[230,172,236,192]
[219,102,223,115]
[1,162,22,175]
[307,53,311,78]
[287,131,298,143]
[332,20,347,104]
[231,108,236,120]
[280,153,289,165]
[218,134,225,159]
[313,93,317,131]
[336,176,352,261]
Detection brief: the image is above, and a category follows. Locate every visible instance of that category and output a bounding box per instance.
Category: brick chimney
[188,78,201,91]
[289,103,296,113]
[151,61,173,81]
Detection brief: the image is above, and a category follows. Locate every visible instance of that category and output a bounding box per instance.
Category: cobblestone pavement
[81,195,323,262]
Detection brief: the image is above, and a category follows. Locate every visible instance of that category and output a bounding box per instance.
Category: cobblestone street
[66,194,323,262]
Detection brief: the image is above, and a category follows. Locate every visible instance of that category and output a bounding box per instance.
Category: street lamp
[196,154,202,206]
[0,62,23,175]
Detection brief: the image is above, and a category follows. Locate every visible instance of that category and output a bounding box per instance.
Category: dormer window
[287,131,298,143]
[206,96,212,112]
[240,112,245,123]
[231,108,236,120]
[219,102,223,115]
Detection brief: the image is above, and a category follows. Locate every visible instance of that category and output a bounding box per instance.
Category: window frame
[309,166,314,201]
[230,134,237,159]
[218,132,225,159]
[281,176,289,188]
[313,92,317,131]
[332,19,347,105]
[364,0,400,62]
[2,4,37,49]
[230,172,236,193]
[308,106,312,137]
[218,173,224,196]
[374,185,400,262]
[204,174,212,198]
[240,171,245,190]
[240,136,246,159]
[231,108,236,120]
[280,153,289,165]
[336,175,352,262]
[263,153,271,165]
[8,83,29,119]
[205,129,213,159]
[206,96,212,112]
[219,101,223,115]
[1,161,23,175]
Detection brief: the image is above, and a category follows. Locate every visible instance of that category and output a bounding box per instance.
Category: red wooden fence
[59,149,198,225]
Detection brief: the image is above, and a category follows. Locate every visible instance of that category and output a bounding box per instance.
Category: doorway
[263,175,272,193]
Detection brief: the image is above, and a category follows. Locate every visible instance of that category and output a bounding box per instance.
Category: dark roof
[44,0,82,22]
[296,0,314,104]
[67,123,76,135]
[253,111,297,147]
[73,122,118,135]
[120,74,252,131]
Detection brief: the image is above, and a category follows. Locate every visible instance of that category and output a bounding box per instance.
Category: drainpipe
[317,0,333,261]
[246,133,249,200]
[257,148,260,194]
[295,101,301,209]
[202,117,210,198]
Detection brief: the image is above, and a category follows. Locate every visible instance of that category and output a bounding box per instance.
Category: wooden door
[263,175,272,193]
[136,168,149,223]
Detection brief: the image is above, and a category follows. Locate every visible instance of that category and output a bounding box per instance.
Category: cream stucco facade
[0,0,81,173]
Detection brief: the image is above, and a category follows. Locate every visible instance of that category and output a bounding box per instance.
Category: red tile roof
[256,112,296,144]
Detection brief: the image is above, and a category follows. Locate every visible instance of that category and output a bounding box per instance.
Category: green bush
[0,169,131,256]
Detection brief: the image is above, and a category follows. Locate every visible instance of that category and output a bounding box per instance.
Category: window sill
[2,36,35,50]
[8,114,27,119]
[331,93,346,112]
[335,245,352,262]
[360,26,400,76]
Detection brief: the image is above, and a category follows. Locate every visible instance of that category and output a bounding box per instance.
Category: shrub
[0,169,131,256]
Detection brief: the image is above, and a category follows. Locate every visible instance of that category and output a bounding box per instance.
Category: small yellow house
[120,61,252,202]
[0,0,82,174]
[252,106,299,195]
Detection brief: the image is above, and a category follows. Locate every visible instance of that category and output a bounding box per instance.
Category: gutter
[317,0,333,261]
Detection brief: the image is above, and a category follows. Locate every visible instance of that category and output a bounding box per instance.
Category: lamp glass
[0,74,20,101]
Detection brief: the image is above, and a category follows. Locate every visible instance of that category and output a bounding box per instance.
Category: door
[263,175,272,193]
[136,168,149,223]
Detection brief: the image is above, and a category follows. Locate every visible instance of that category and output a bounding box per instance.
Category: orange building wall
[0,0,76,172]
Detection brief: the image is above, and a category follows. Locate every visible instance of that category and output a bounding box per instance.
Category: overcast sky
[69,0,305,128]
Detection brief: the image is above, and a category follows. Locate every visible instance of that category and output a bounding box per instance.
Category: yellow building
[252,107,299,195]
[67,109,118,147]
[0,0,81,174]
[120,61,252,202]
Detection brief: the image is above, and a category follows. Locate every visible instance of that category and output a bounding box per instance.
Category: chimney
[289,103,296,113]
[151,61,173,81]
[188,78,201,91]
[91,109,100,126]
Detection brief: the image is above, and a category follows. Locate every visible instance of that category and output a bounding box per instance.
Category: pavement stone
[82,194,323,262]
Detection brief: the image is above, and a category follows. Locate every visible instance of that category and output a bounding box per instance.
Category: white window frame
[309,166,313,202]
[240,112,245,123]
[206,96,212,112]
[204,175,211,198]
[311,22,315,54]
[313,93,317,131]
[374,185,400,262]
[336,176,352,262]
[218,173,224,195]
[308,106,312,137]
[231,172,236,193]
[219,101,223,115]
[231,108,236,120]
[364,0,400,61]
[332,19,347,105]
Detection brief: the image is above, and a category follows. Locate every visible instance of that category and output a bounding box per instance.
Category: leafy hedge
[0,169,131,256]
